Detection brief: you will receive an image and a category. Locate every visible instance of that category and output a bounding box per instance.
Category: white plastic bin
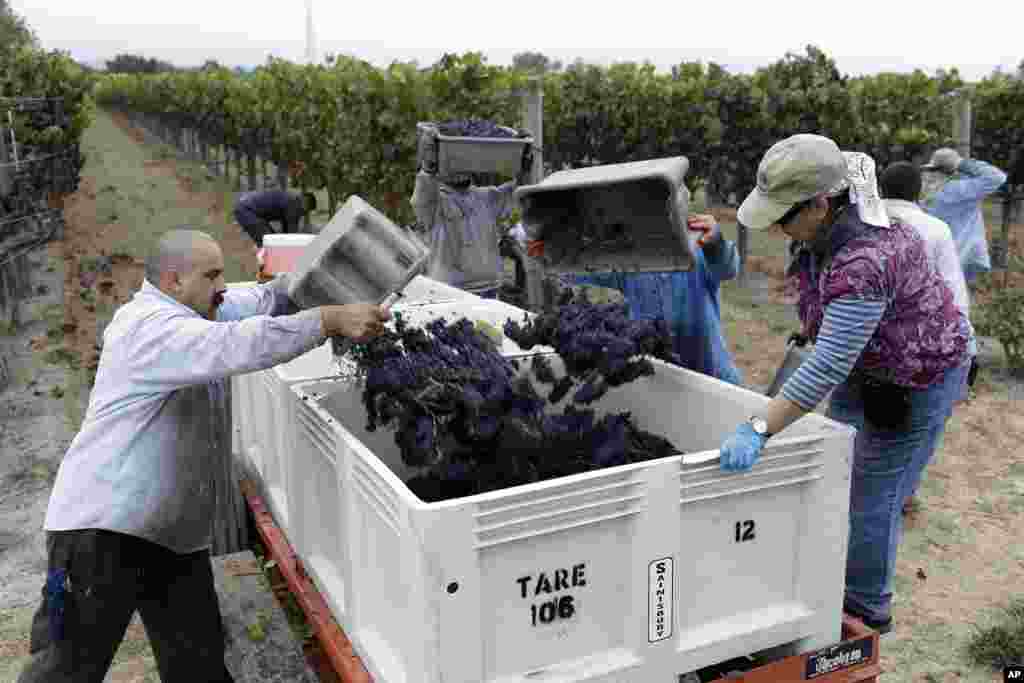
[396,274,477,307]
[282,352,855,683]
[233,341,340,534]
[230,275,473,519]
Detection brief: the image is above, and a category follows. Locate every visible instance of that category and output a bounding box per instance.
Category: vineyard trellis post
[521,77,547,311]
[953,94,972,161]
[247,153,257,191]
[0,126,11,197]
[737,223,751,285]
[997,193,1014,286]
[276,162,288,192]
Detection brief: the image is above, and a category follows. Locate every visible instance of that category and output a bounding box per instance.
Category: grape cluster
[504,292,681,405]
[349,297,682,504]
[437,119,525,139]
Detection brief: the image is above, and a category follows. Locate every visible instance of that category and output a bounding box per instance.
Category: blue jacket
[923,159,1007,281]
[572,238,743,385]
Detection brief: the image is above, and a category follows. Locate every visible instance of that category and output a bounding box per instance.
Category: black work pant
[234,206,281,248]
[17,529,233,683]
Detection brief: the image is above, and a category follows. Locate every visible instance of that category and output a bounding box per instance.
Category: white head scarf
[824,151,890,228]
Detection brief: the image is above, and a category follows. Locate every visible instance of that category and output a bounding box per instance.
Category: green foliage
[974,287,1024,376]
[972,75,1024,187]
[0,0,36,56]
[105,53,177,74]
[90,46,1024,221]
[1,45,96,148]
[966,597,1024,669]
[512,51,562,74]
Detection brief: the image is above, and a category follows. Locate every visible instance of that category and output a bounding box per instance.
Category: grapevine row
[92,47,1024,225]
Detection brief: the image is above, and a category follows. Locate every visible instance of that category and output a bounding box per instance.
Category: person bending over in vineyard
[234,188,318,247]
[409,129,532,300]
[920,148,1006,285]
[16,229,390,683]
[880,161,977,517]
[718,136,972,635]
[525,211,744,386]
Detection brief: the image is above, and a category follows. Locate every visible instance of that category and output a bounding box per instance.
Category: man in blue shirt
[920,148,1007,284]
[529,214,743,385]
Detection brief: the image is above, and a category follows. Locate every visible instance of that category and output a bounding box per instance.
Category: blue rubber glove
[719,422,767,472]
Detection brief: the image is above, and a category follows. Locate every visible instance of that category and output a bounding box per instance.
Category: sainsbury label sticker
[648,557,673,643]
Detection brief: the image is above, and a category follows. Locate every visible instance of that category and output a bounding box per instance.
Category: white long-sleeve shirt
[43,277,326,553]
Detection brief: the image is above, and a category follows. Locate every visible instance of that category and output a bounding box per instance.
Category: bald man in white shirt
[17,228,390,683]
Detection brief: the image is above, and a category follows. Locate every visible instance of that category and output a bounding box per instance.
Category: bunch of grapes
[437,119,526,139]
[504,292,680,406]
[349,298,681,504]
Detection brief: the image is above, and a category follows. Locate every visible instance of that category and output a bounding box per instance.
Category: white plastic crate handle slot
[681,438,825,467]
[679,474,824,505]
[473,506,647,550]
[680,459,825,489]
[473,479,643,521]
[474,492,646,533]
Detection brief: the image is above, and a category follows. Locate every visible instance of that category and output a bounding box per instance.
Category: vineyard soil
[0,111,1022,682]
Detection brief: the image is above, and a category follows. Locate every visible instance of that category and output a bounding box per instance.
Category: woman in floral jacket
[717,135,972,635]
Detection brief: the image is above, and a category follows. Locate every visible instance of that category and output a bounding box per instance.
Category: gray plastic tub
[514,157,697,274]
[286,196,429,309]
[417,122,533,178]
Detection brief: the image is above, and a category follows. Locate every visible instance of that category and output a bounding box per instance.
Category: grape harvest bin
[230,275,478,539]
[232,297,856,683]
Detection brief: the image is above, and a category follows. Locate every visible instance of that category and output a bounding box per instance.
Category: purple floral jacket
[794,213,970,389]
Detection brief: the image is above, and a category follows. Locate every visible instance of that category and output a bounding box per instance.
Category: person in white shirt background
[879,161,976,516]
[16,228,390,683]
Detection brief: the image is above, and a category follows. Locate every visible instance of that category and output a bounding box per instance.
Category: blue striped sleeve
[781,296,887,411]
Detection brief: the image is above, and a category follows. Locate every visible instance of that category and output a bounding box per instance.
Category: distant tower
[305,0,317,65]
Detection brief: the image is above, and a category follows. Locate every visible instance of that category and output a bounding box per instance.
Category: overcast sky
[12,0,1024,82]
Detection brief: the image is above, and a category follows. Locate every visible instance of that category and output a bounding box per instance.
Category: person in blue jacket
[529,214,743,385]
[920,148,1007,284]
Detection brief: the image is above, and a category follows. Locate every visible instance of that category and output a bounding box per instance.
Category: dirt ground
[1,111,1022,682]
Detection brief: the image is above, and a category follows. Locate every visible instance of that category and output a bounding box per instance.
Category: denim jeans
[906,359,971,499]
[826,362,966,622]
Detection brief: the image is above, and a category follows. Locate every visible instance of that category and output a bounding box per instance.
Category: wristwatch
[749,416,772,439]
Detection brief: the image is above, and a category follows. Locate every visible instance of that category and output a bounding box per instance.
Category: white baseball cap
[738,134,847,230]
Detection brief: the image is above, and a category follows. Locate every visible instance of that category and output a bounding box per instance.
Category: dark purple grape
[437,119,521,139]
[348,300,680,504]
